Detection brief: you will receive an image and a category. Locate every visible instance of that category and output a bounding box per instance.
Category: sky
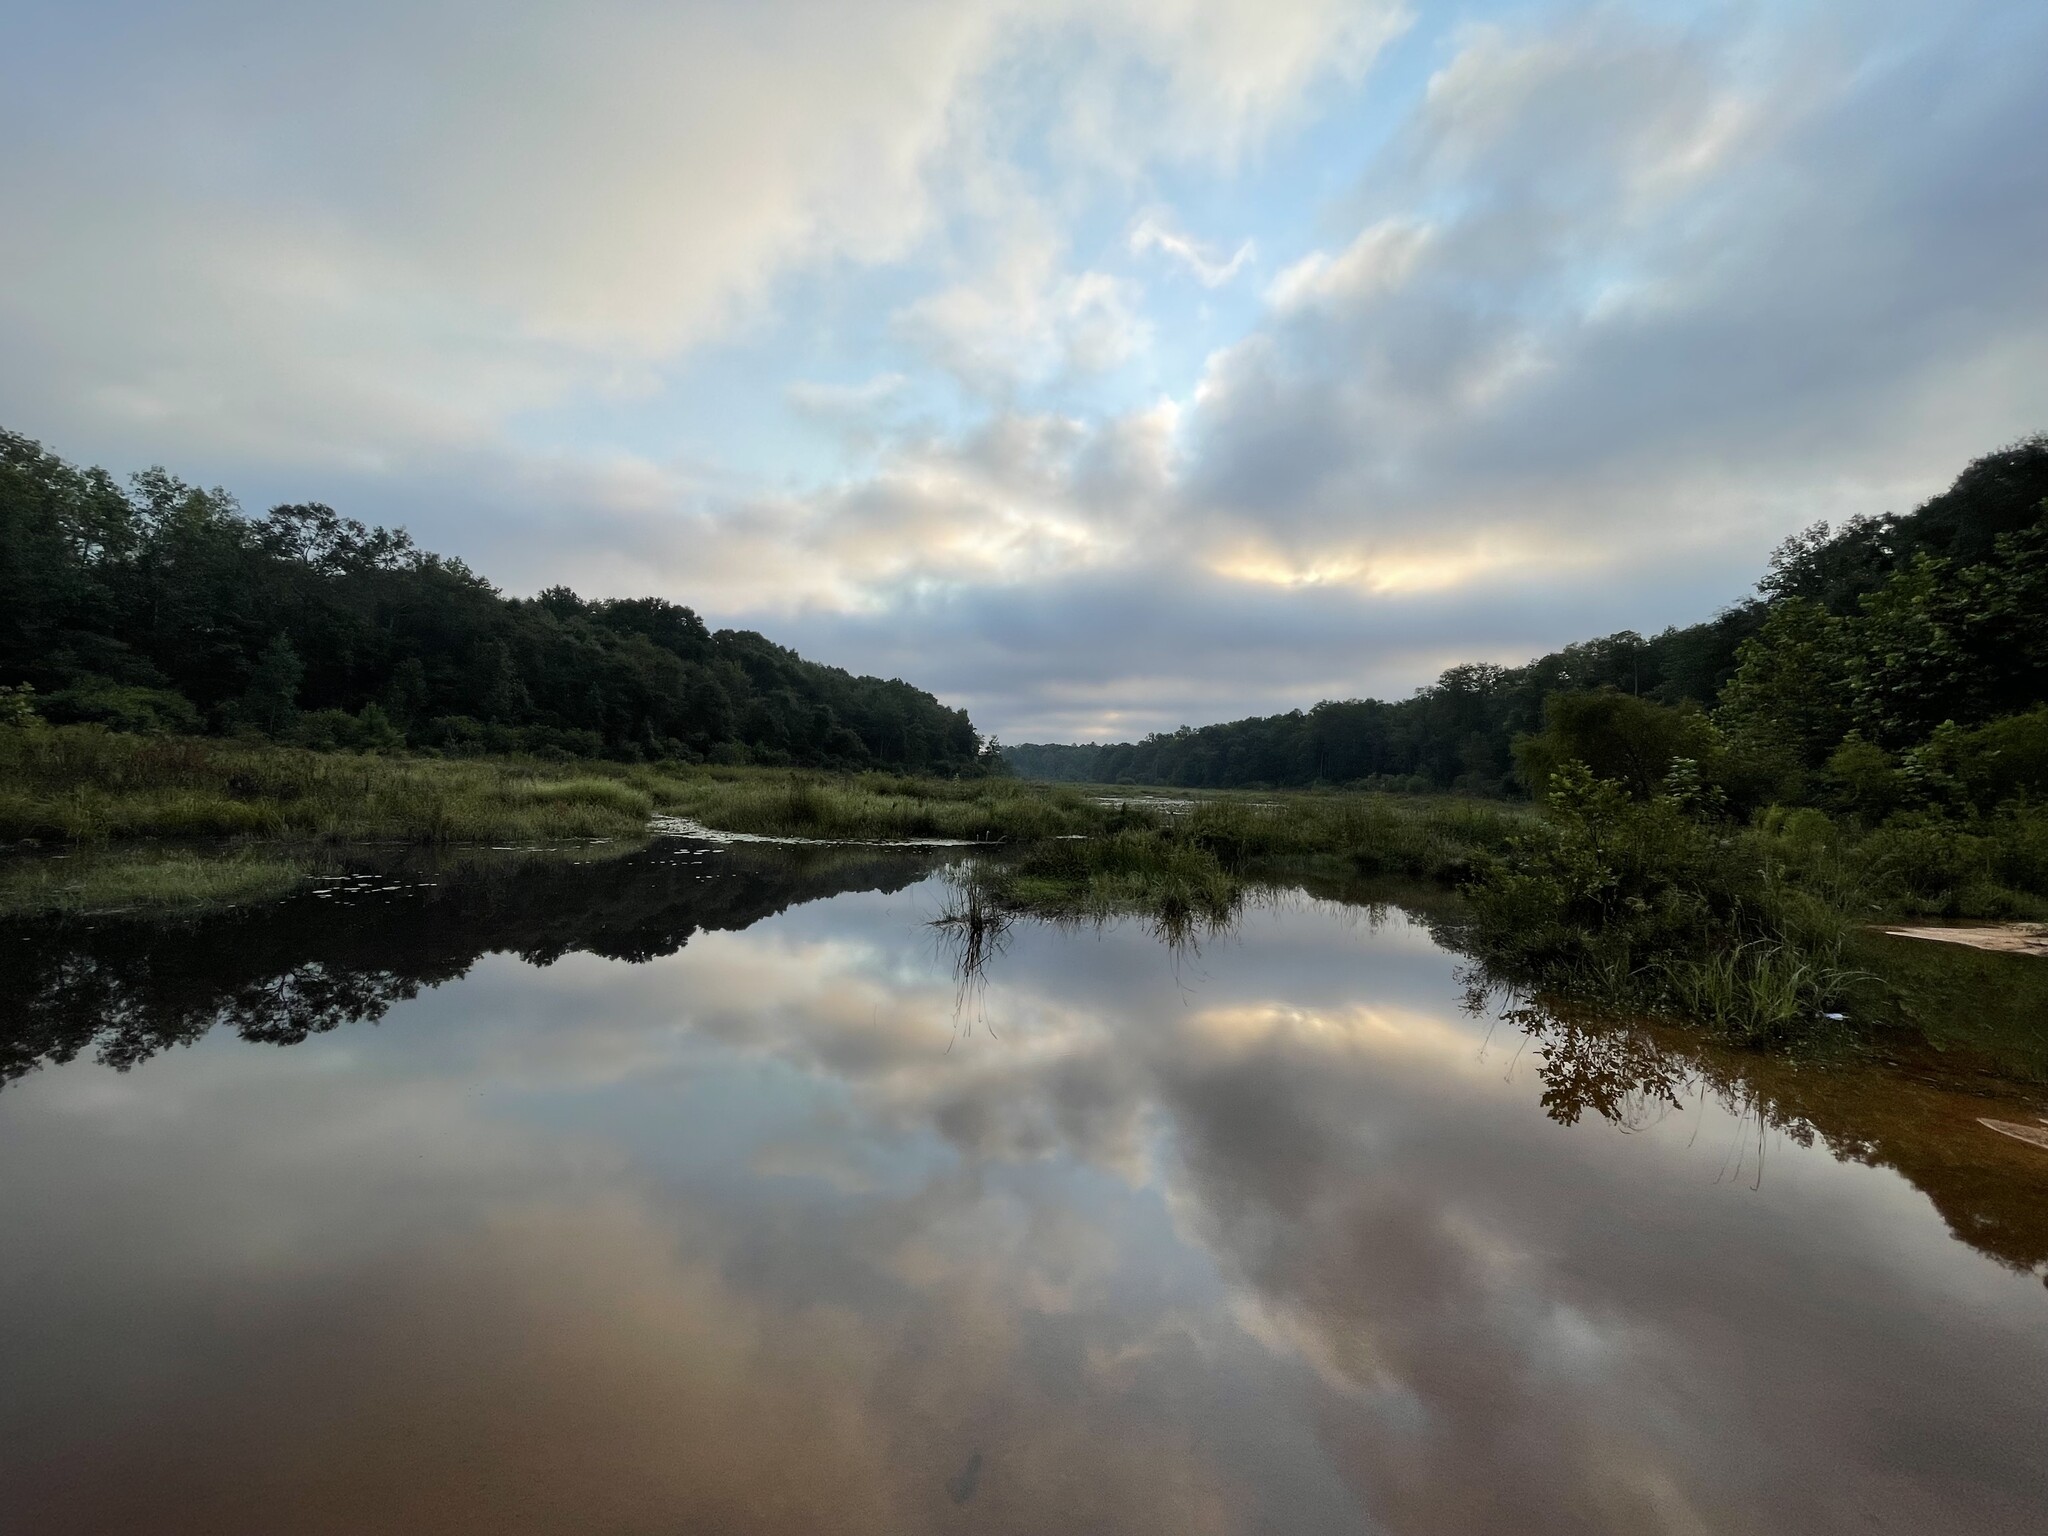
[4,0,2045,742]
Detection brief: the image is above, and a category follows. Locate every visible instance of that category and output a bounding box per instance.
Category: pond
[2,839,2045,1534]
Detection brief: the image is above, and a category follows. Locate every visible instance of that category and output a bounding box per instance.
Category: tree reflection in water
[1,839,947,1088]
[1455,980,2048,1278]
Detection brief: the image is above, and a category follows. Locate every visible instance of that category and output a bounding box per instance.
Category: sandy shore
[1881,923,2048,957]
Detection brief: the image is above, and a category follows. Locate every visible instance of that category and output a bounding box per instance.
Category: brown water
[3,841,2045,1534]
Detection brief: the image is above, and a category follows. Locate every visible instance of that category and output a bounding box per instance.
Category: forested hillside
[0,430,988,771]
[1009,438,2048,797]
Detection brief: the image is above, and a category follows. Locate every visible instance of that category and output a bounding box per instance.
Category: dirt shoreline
[1881,923,2048,957]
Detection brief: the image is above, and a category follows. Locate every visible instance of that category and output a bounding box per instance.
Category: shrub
[1464,763,1861,1043]
[0,683,43,728]
[1855,817,2004,916]
[1987,806,2048,896]
[40,681,201,735]
[1825,735,1907,824]
[1950,707,2048,809]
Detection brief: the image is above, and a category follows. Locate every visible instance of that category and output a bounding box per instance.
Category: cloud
[1172,1,2048,608]
[0,0,1394,467]
[1264,218,1430,312]
[3,0,2044,742]
[363,402,1178,616]
[1040,0,1412,172]
[896,263,1150,392]
[1130,214,1255,287]
[787,374,911,423]
[0,0,1002,465]
[890,183,1154,394]
[786,373,916,452]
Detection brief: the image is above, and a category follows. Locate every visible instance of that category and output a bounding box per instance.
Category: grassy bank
[1457,765,2048,1050]
[658,771,1103,842]
[0,846,310,916]
[931,775,2048,1062]
[0,726,1091,847]
[0,725,697,843]
[8,726,2045,1068]
[0,837,659,918]
[0,728,1530,928]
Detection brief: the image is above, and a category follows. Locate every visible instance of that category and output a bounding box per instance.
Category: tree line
[1007,436,2048,808]
[0,429,993,772]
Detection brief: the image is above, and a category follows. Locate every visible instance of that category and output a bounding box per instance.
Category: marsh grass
[0,847,309,915]
[996,826,1242,925]
[1180,793,1529,881]
[506,777,656,818]
[0,726,692,843]
[958,791,1525,940]
[663,771,1100,842]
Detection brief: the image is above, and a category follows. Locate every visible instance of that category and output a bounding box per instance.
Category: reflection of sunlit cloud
[1180,1000,1480,1062]
[882,1191,1122,1318]
[1083,1309,1218,1386]
[1228,1290,1401,1401]
[1,1036,1250,1533]
[751,1139,884,1194]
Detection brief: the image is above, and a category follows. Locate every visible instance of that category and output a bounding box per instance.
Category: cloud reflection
[2,881,2044,1533]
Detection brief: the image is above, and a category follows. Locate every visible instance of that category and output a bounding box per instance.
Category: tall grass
[1654,940,1864,1045]
[1182,793,1528,880]
[998,825,1243,926]
[0,726,690,843]
[662,772,1101,842]
[931,790,1523,940]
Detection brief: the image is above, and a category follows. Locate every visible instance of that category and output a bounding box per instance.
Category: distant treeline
[0,429,990,771]
[1008,437,2048,798]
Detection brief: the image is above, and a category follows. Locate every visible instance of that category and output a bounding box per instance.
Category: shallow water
[3,843,2045,1534]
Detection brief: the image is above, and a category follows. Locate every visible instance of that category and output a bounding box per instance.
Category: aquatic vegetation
[909,788,1525,945]
[994,825,1242,926]
[1653,940,1863,1046]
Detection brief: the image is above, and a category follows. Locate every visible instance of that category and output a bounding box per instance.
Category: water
[3,842,2045,1534]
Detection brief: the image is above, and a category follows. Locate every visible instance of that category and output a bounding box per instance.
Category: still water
[3,840,2045,1534]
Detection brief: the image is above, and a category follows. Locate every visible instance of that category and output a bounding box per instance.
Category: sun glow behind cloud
[1208,542,1531,597]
